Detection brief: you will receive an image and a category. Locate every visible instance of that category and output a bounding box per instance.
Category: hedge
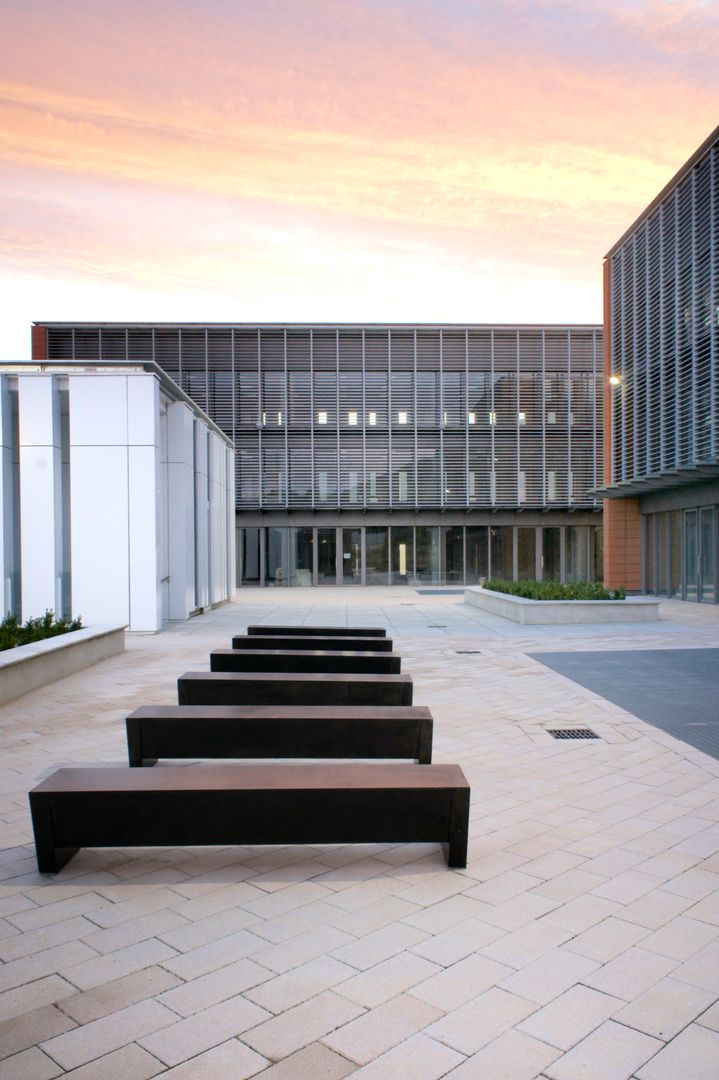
[484,579,626,601]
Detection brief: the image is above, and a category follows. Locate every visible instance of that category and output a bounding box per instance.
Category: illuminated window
[261,411,267,425]
[518,412,526,426]
[317,411,328,425]
[398,471,408,501]
[368,411,377,426]
[547,410,556,424]
[468,471,476,497]
[489,411,497,425]
[468,411,476,425]
[398,411,408,425]
[518,471,526,502]
[318,471,328,500]
[277,411,283,426]
[547,471,557,500]
[348,411,358,426]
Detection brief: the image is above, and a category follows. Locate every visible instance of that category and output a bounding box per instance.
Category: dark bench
[231,635,394,653]
[178,672,413,706]
[125,704,433,767]
[209,650,401,675]
[247,625,387,638]
[29,763,469,873]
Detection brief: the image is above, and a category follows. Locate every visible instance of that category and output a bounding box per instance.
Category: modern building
[600,125,719,602]
[1,359,235,631]
[33,323,603,588]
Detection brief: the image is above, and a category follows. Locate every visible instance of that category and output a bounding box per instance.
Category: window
[468,411,476,425]
[518,412,526,426]
[317,410,328,425]
[398,471,408,501]
[489,411,497,425]
[368,411,377,426]
[398,411,408,425]
[348,411,358,426]
[318,472,328,500]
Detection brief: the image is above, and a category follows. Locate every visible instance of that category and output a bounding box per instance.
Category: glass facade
[238,523,601,587]
[44,324,604,515]
[643,506,718,603]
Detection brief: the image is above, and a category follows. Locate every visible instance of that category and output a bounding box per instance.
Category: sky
[1,0,717,359]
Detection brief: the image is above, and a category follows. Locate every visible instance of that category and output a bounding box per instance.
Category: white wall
[1,368,234,632]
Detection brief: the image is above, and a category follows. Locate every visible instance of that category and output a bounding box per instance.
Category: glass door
[316,528,337,585]
[699,508,715,602]
[684,511,698,600]
[341,528,362,585]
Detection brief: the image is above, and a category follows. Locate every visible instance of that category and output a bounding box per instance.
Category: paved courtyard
[2,589,719,1079]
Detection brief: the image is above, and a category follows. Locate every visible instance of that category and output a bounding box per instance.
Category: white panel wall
[69,377,131,626]
[18,377,60,618]
[0,378,13,617]
[5,367,234,632]
[167,401,195,620]
[127,377,161,632]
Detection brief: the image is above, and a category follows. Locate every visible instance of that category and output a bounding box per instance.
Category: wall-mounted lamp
[609,375,622,386]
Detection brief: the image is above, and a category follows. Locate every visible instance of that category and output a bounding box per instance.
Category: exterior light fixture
[609,375,622,386]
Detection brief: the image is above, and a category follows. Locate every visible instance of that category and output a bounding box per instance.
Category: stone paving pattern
[2,588,719,1079]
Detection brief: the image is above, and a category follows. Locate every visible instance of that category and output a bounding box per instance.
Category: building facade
[33,323,604,588]
[600,126,719,602]
[2,359,235,630]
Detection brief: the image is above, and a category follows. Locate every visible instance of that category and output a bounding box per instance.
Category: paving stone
[322,993,442,1065]
[138,995,270,1066]
[242,990,364,1060]
[349,1032,464,1078]
[57,966,181,1024]
[544,1020,662,1080]
[158,1039,268,1079]
[443,1029,561,1079]
[0,1004,75,1060]
[40,999,176,1071]
[60,1043,164,1079]
[0,1046,62,1080]
[615,976,716,1040]
[517,984,624,1051]
[158,957,272,1016]
[410,953,513,1010]
[427,987,538,1055]
[635,1023,719,1079]
[252,1042,356,1079]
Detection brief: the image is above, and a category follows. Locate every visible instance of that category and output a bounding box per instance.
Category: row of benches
[29,625,470,872]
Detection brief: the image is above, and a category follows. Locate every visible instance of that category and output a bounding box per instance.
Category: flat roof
[34,321,603,332]
[605,124,719,259]
[0,359,233,447]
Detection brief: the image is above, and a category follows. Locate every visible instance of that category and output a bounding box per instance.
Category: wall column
[603,497,642,591]
[167,401,195,620]
[18,377,61,619]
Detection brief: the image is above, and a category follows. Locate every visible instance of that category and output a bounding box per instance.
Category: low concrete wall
[0,625,126,706]
[465,587,661,625]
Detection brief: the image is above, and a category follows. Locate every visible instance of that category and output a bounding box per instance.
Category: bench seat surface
[246,625,386,637]
[209,649,401,674]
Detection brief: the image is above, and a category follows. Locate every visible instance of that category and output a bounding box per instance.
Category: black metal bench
[231,635,394,652]
[209,650,401,675]
[29,763,469,873]
[177,672,413,706]
[246,625,387,638]
[125,704,433,767]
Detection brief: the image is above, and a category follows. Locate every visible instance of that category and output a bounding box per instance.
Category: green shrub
[484,579,626,601]
[0,610,83,652]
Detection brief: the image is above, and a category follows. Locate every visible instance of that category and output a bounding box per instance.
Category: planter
[464,587,661,625]
[0,624,125,707]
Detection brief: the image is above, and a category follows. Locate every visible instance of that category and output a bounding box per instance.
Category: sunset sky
[1,0,717,359]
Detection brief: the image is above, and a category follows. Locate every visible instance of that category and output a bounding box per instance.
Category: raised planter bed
[0,625,125,706]
[464,586,661,625]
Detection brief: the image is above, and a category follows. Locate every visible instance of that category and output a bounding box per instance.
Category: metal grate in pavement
[455,650,482,655]
[547,728,599,740]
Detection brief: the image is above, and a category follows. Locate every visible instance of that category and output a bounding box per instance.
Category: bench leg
[126,718,157,767]
[29,794,79,874]
[445,787,470,868]
[417,719,433,764]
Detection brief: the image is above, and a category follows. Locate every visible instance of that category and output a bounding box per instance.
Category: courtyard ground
[1,588,719,1079]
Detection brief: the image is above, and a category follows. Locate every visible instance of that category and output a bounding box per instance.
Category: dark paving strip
[529,649,719,762]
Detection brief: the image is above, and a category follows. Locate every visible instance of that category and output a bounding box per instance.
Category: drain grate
[427,624,447,628]
[456,650,482,655]
[547,728,600,740]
